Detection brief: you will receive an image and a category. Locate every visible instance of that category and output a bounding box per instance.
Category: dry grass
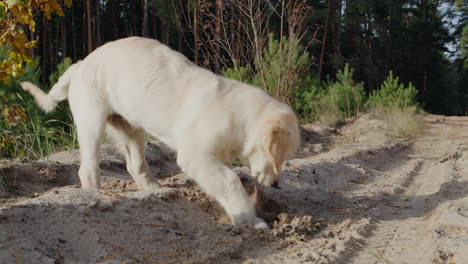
[0,166,16,194]
[370,105,423,139]
[318,110,342,126]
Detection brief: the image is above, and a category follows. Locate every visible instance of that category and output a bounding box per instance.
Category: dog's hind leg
[106,115,160,190]
[70,99,106,190]
[178,153,268,228]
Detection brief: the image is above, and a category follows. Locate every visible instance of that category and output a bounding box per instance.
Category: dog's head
[247,108,300,189]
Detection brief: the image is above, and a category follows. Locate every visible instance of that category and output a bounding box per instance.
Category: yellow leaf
[5,0,22,8]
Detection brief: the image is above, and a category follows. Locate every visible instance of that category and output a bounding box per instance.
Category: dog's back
[69,37,277,151]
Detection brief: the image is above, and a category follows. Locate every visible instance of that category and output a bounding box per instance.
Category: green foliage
[462,25,468,68]
[221,62,253,83]
[49,57,72,85]
[253,33,313,102]
[223,33,315,107]
[316,64,366,124]
[369,71,418,109]
[0,57,77,159]
[0,0,71,83]
[291,77,322,122]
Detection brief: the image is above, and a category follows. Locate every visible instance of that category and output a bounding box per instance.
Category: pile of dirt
[0,159,76,205]
[298,123,336,157]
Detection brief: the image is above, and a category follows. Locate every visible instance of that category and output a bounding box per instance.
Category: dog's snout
[271,181,280,189]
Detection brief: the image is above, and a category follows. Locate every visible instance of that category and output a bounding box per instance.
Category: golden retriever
[20,37,300,228]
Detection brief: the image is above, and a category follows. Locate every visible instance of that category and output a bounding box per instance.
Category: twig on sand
[127,254,148,263]
[18,184,35,196]
[98,191,122,198]
[350,237,365,248]
[11,248,24,264]
[369,250,394,264]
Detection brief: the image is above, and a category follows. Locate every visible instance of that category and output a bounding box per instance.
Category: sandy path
[349,116,468,264]
[1,115,468,264]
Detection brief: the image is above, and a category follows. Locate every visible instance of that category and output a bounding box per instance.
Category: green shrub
[369,71,418,109]
[0,57,77,159]
[221,62,253,83]
[317,64,366,124]
[254,33,312,103]
[223,33,318,122]
[49,57,73,85]
[291,76,323,122]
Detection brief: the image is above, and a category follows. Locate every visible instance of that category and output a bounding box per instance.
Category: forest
[0,0,467,158]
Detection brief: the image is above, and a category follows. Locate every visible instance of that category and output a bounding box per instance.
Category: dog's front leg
[180,154,268,228]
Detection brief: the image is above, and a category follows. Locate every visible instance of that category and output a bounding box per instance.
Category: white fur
[20,37,300,228]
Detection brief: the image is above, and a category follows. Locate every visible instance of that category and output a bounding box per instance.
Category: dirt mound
[0,159,76,205]
[298,123,336,157]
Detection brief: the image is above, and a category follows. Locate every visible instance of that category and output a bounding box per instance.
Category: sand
[1,114,467,264]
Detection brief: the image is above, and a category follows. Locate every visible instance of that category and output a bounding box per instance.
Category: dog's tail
[20,61,81,113]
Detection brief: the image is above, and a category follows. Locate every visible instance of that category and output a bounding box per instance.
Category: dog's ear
[263,121,289,175]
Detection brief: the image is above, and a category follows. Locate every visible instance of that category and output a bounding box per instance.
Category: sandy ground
[1,114,467,264]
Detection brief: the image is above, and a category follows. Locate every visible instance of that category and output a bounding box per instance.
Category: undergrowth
[0,57,77,159]
[368,71,422,139]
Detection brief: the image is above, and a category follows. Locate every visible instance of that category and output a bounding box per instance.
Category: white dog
[21,37,300,228]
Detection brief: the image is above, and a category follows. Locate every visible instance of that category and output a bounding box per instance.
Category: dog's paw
[254,217,269,229]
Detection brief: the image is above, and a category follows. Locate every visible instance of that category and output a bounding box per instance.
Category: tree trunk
[111,1,118,39]
[96,0,101,47]
[214,0,223,72]
[153,13,158,40]
[166,21,170,45]
[72,2,76,60]
[86,0,93,53]
[335,0,342,58]
[161,20,167,44]
[235,6,242,62]
[366,13,373,91]
[131,6,137,36]
[29,27,35,57]
[42,16,47,83]
[61,20,67,58]
[54,20,59,64]
[193,0,199,64]
[318,0,333,80]
[142,0,149,37]
[177,13,183,51]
